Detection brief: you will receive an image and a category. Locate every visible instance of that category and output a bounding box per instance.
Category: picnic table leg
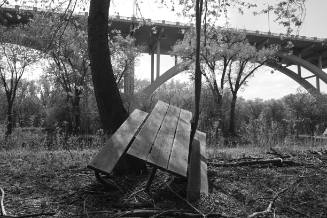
[145,167,157,192]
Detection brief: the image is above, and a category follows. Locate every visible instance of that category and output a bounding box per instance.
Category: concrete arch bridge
[1,5,327,99]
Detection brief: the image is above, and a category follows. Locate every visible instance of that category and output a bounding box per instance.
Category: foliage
[161,0,306,34]
[0,125,105,150]
[173,27,278,137]
[0,25,40,136]
[109,31,143,87]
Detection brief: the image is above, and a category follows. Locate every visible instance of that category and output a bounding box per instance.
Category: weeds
[0,126,105,151]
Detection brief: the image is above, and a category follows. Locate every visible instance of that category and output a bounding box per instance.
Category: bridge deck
[1,5,327,67]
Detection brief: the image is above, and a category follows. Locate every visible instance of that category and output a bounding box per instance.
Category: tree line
[0,0,310,146]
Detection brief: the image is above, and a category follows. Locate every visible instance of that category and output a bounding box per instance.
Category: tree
[14,79,43,127]
[88,0,128,134]
[88,0,145,173]
[283,90,327,135]
[226,33,277,136]
[48,19,91,134]
[0,26,39,136]
[173,27,277,136]
[190,0,204,142]
[110,32,142,88]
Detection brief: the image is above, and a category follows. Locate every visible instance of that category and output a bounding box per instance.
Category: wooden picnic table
[88,100,208,201]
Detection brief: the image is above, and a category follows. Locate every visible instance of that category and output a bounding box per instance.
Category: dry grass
[0,142,326,217]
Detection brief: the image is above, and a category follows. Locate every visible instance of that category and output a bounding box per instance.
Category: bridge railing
[3,5,327,43]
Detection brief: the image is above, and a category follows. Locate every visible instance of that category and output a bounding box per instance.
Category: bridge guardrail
[3,4,327,43]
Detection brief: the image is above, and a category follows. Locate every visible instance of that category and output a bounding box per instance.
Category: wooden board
[127,100,169,161]
[146,105,180,169]
[167,109,192,177]
[187,130,208,202]
[88,109,148,174]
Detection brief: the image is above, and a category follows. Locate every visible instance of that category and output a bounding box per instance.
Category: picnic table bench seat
[88,100,208,201]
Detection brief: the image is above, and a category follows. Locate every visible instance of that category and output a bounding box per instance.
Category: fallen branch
[288,206,310,217]
[166,182,204,216]
[15,212,57,218]
[267,147,292,159]
[248,187,289,218]
[78,209,196,217]
[209,158,300,167]
[117,209,197,217]
[166,182,232,218]
[112,201,154,209]
[248,178,303,218]
[93,209,229,218]
[95,172,123,192]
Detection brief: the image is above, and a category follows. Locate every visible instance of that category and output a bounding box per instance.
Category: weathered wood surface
[147,105,180,169]
[88,109,148,174]
[88,100,208,201]
[187,130,208,202]
[167,109,192,177]
[127,101,169,161]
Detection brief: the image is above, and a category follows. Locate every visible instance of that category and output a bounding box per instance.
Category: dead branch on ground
[209,158,301,167]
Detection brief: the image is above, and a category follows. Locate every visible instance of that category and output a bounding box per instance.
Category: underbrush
[0,127,106,151]
[1,128,327,217]
[1,144,327,217]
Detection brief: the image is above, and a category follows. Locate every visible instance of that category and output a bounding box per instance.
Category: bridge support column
[297,54,302,77]
[156,40,160,79]
[317,55,322,92]
[151,52,154,83]
[124,58,135,96]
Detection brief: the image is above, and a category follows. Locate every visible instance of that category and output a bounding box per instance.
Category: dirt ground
[0,147,326,217]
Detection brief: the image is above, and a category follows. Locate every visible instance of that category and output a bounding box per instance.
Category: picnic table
[88,100,208,201]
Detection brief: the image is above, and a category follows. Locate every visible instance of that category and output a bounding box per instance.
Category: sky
[7,0,327,100]
[108,0,327,100]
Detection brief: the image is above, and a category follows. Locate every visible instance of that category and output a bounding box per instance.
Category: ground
[0,145,326,218]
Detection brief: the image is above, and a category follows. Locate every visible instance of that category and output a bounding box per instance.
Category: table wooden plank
[127,100,169,161]
[187,130,208,202]
[167,109,192,177]
[88,109,148,174]
[146,105,180,169]
[179,109,192,123]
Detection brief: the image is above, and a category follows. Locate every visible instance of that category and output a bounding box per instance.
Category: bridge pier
[297,54,302,77]
[151,52,154,83]
[156,39,160,79]
[317,55,322,92]
[124,58,135,96]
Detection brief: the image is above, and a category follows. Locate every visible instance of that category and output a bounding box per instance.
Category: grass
[0,148,98,217]
[0,133,327,217]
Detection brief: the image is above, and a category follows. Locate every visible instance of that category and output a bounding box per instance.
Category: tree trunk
[72,93,81,134]
[88,0,146,174]
[215,93,224,136]
[5,101,13,137]
[88,0,128,134]
[229,94,237,136]
[190,0,203,143]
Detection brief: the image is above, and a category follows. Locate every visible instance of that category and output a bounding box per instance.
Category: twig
[248,187,288,218]
[112,201,154,209]
[128,188,145,199]
[150,209,187,218]
[113,209,222,217]
[267,147,292,158]
[166,183,205,217]
[83,196,89,218]
[288,206,310,217]
[95,172,124,192]
[16,212,56,218]
[248,178,303,218]
[209,158,300,167]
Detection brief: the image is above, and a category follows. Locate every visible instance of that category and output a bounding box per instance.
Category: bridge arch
[277,53,327,84]
[139,54,325,98]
